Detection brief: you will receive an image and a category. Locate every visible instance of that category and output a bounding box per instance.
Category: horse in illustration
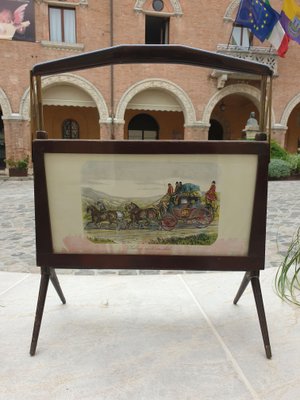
[86,204,118,228]
[125,202,159,228]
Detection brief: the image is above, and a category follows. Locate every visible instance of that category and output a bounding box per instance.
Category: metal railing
[216,44,278,75]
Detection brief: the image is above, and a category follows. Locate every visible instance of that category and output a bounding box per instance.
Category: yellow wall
[43,106,100,139]
[124,110,184,140]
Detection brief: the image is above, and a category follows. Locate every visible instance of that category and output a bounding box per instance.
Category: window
[49,7,76,43]
[128,114,159,140]
[62,119,80,139]
[145,16,169,44]
[152,0,164,12]
[231,25,253,48]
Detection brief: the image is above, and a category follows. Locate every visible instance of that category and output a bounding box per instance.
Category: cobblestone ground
[0,178,299,274]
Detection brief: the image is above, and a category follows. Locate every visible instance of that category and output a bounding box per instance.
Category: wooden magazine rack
[29,45,273,358]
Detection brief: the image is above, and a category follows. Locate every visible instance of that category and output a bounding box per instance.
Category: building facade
[0,0,300,170]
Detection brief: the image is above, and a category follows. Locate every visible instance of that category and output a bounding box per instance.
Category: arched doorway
[42,84,100,139]
[119,83,189,140]
[128,114,159,140]
[285,103,300,153]
[208,119,224,140]
[208,94,259,140]
[0,108,5,169]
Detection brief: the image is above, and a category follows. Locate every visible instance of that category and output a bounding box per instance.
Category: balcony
[212,44,278,88]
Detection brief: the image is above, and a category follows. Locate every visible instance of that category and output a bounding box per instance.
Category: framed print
[0,0,35,42]
[33,140,269,271]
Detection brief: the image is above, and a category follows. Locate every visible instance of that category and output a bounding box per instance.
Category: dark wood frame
[33,139,269,271]
[31,139,272,359]
[30,44,273,140]
[30,44,273,359]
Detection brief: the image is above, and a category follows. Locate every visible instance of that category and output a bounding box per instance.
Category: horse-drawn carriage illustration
[83,181,218,232]
[159,182,216,231]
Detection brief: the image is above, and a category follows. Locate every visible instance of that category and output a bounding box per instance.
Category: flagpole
[227,25,234,48]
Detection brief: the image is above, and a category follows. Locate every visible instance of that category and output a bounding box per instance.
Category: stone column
[112,120,125,140]
[99,120,112,140]
[100,119,125,140]
[3,116,31,160]
[184,124,210,141]
[271,124,287,147]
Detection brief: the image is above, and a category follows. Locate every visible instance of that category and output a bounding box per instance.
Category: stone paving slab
[0,180,299,274]
[0,269,299,400]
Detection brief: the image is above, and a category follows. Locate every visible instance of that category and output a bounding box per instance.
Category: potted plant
[275,227,300,306]
[5,155,30,177]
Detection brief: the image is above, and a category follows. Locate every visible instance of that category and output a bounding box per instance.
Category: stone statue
[243,111,260,140]
[246,112,259,128]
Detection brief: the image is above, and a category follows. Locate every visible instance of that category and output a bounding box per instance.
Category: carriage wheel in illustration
[161,214,177,231]
[195,207,214,228]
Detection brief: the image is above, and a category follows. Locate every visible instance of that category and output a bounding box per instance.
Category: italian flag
[265,0,290,57]
[267,20,290,57]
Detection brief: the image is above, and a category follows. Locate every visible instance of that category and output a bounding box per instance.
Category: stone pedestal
[243,125,260,140]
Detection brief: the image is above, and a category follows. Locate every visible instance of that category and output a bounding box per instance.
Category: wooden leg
[233,271,251,305]
[251,272,272,359]
[234,271,272,359]
[30,267,50,356]
[30,268,66,356]
[50,268,66,304]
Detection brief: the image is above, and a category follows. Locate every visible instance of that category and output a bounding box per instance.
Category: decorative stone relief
[224,0,240,22]
[134,0,147,10]
[115,78,196,126]
[280,93,300,127]
[39,1,88,6]
[0,88,13,119]
[20,73,109,121]
[134,0,183,15]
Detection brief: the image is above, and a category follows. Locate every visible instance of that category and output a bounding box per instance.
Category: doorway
[208,119,224,140]
[128,113,159,140]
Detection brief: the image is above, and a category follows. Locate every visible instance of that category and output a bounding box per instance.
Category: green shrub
[268,159,292,178]
[270,140,288,160]
[287,154,300,174]
[275,227,300,306]
[5,155,29,170]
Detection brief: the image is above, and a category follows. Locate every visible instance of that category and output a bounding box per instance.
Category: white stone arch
[202,83,275,126]
[224,0,240,22]
[115,79,196,126]
[280,93,300,127]
[0,88,13,118]
[19,73,109,121]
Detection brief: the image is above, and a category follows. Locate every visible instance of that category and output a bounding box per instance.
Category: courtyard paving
[0,178,299,274]
[0,178,300,400]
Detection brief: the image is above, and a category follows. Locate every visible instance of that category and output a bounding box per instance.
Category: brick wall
[0,0,300,164]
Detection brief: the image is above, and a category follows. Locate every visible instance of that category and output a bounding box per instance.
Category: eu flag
[235,0,280,42]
